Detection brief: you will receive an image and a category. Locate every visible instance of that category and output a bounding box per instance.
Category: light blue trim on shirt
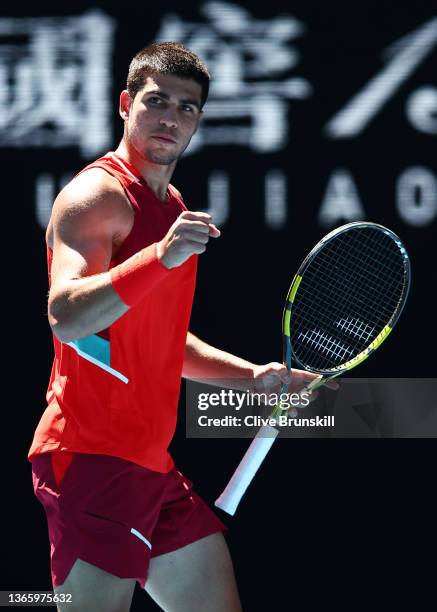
[67,335,129,384]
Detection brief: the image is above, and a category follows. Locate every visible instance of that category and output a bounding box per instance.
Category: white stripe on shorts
[130,527,152,550]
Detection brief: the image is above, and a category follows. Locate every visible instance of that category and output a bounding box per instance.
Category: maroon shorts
[31,452,226,588]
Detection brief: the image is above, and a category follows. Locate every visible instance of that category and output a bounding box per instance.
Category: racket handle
[214,425,279,515]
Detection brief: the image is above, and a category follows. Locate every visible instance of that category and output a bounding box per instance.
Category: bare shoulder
[47,168,133,249]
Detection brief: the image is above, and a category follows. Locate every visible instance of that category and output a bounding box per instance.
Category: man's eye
[182,105,194,113]
[149,97,162,104]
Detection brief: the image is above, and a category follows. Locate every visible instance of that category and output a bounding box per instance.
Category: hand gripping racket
[215,222,411,515]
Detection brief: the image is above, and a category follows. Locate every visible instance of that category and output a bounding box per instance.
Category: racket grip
[214,425,279,515]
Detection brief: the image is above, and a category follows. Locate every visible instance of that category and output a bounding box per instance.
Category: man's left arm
[183,331,323,395]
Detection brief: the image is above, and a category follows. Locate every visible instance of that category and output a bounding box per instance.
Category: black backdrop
[3,1,436,610]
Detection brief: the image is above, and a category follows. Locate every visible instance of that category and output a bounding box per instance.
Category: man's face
[122,73,203,165]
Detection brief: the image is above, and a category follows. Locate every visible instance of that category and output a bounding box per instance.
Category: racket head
[282,222,411,375]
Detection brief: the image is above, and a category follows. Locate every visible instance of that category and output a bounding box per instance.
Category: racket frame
[215,221,411,514]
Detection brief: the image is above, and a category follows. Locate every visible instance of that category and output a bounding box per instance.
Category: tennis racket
[215,221,411,515]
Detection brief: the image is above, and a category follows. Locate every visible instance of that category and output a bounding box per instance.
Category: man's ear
[119,90,131,121]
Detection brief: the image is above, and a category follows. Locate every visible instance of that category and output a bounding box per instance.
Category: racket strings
[295,235,405,368]
[295,249,402,342]
[296,265,400,331]
[304,231,405,319]
[306,231,404,313]
[290,227,408,371]
[339,232,405,316]
[299,259,402,329]
[296,251,398,352]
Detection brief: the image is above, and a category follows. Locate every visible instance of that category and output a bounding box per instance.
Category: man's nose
[159,106,178,129]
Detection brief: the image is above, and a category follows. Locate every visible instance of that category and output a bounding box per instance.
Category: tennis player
[28,42,319,612]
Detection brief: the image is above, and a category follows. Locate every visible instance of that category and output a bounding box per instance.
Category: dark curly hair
[127,42,210,109]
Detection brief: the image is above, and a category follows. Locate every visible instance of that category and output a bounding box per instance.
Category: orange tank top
[28,152,197,473]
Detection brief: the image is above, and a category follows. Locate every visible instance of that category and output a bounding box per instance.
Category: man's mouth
[151,135,177,144]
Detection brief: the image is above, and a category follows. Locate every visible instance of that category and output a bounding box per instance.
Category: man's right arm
[48,170,132,342]
[47,172,220,343]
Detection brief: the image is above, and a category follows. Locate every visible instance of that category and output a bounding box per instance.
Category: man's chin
[146,152,179,166]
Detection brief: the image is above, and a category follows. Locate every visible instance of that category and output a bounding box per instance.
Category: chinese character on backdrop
[0,10,114,157]
[155,1,312,155]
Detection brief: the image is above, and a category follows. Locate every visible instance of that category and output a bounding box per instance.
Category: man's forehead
[141,74,202,101]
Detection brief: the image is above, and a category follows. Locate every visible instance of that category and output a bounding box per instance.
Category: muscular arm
[47,170,132,342]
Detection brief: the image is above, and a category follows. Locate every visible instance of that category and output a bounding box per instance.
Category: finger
[291,369,321,381]
[267,364,292,385]
[178,220,211,233]
[179,210,213,223]
[266,362,292,380]
[180,230,210,244]
[208,224,221,238]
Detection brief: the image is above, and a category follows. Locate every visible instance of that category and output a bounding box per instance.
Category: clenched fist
[157,211,221,269]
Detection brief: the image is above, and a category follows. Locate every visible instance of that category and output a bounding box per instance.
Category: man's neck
[114,141,176,202]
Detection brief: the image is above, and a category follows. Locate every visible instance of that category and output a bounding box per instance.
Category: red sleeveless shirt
[28,152,197,473]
